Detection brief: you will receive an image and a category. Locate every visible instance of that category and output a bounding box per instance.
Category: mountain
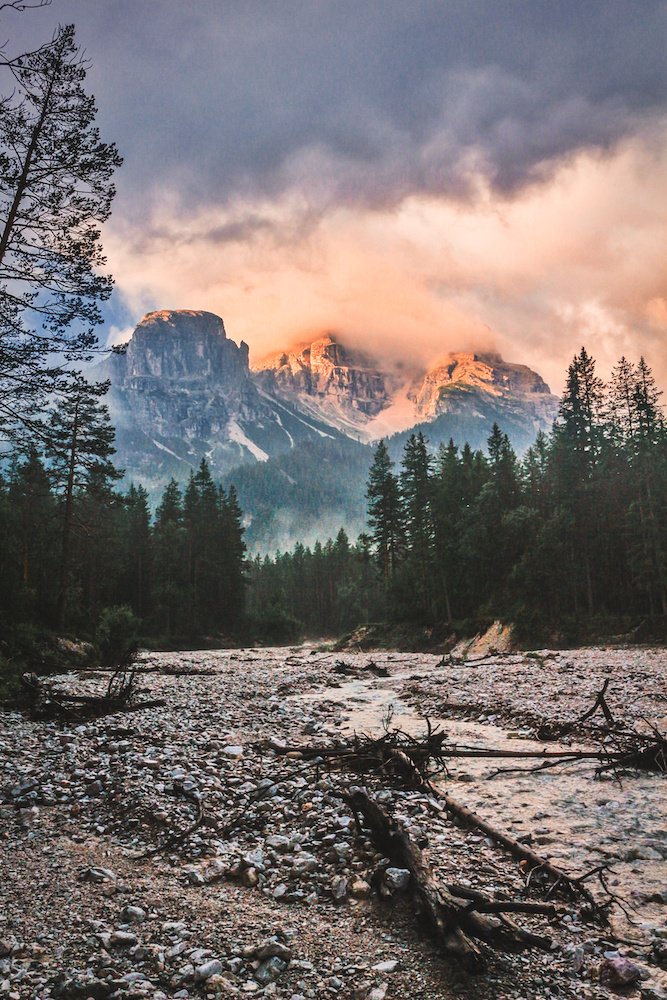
[99,310,560,548]
[253,334,398,438]
[98,310,344,491]
[254,338,558,448]
[401,351,559,453]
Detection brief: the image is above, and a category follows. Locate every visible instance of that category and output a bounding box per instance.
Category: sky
[4,0,667,393]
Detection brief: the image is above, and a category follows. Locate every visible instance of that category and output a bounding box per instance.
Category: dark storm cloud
[5,0,666,215]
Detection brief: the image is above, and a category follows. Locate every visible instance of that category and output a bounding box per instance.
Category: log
[439,793,600,912]
[345,787,553,974]
[21,668,163,719]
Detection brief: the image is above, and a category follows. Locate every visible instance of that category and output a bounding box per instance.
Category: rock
[255,939,292,962]
[110,930,139,947]
[564,944,585,973]
[372,960,399,973]
[350,878,371,898]
[243,867,259,887]
[194,959,224,981]
[383,868,411,893]
[121,905,146,924]
[600,956,643,988]
[254,956,288,985]
[331,876,348,901]
[221,745,244,759]
[266,835,290,853]
[368,986,389,1000]
[292,853,318,874]
[84,866,117,883]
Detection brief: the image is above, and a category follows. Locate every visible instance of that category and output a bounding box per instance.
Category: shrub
[97,605,140,666]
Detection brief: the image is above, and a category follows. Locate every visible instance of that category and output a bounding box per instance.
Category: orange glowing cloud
[104,131,667,394]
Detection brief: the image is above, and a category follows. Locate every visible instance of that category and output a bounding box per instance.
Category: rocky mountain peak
[121,309,249,381]
[253,333,393,433]
[408,350,558,429]
[97,311,344,490]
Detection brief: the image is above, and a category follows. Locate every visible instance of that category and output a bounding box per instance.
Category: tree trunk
[57,403,79,629]
[0,57,58,268]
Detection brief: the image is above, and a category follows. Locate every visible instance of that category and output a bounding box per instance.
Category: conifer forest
[2,347,666,658]
[251,350,667,640]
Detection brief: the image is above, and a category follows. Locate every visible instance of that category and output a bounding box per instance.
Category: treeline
[248,350,667,640]
[0,417,246,648]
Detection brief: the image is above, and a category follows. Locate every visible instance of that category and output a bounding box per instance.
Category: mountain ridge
[98,310,561,547]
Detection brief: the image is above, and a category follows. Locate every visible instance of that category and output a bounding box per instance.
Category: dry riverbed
[0,645,666,1000]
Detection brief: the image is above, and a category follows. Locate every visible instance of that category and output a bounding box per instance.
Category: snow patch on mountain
[228,421,269,462]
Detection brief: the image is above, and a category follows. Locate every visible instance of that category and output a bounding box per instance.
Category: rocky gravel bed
[0,645,665,999]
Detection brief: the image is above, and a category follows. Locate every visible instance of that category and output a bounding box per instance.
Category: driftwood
[333,658,389,678]
[345,787,554,973]
[266,716,667,783]
[578,678,615,725]
[439,793,602,915]
[266,726,639,918]
[141,781,205,856]
[21,650,165,720]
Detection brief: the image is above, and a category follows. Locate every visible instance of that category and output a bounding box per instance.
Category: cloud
[8,2,665,395]
[10,1,667,215]
[103,135,667,394]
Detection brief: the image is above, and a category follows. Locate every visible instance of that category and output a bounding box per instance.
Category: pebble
[600,956,644,987]
[110,930,139,947]
[383,868,411,892]
[194,958,224,981]
[254,956,288,984]
[372,959,399,973]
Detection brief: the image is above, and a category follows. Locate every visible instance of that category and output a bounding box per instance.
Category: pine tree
[152,480,186,638]
[551,348,607,614]
[217,483,247,631]
[400,432,435,620]
[626,358,667,614]
[72,466,123,630]
[608,356,637,444]
[5,447,56,626]
[366,440,404,581]
[45,377,120,626]
[121,484,152,619]
[0,24,122,438]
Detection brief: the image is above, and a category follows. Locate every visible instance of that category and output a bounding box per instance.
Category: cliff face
[119,310,249,382]
[99,311,341,489]
[409,352,559,434]
[253,335,393,436]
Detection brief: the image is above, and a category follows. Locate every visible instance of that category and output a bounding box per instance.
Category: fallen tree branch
[577,678,615,726]
[438,793,603,917]
[141,782,205,856]
[344,787,554,974]
[20,649,165,719]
